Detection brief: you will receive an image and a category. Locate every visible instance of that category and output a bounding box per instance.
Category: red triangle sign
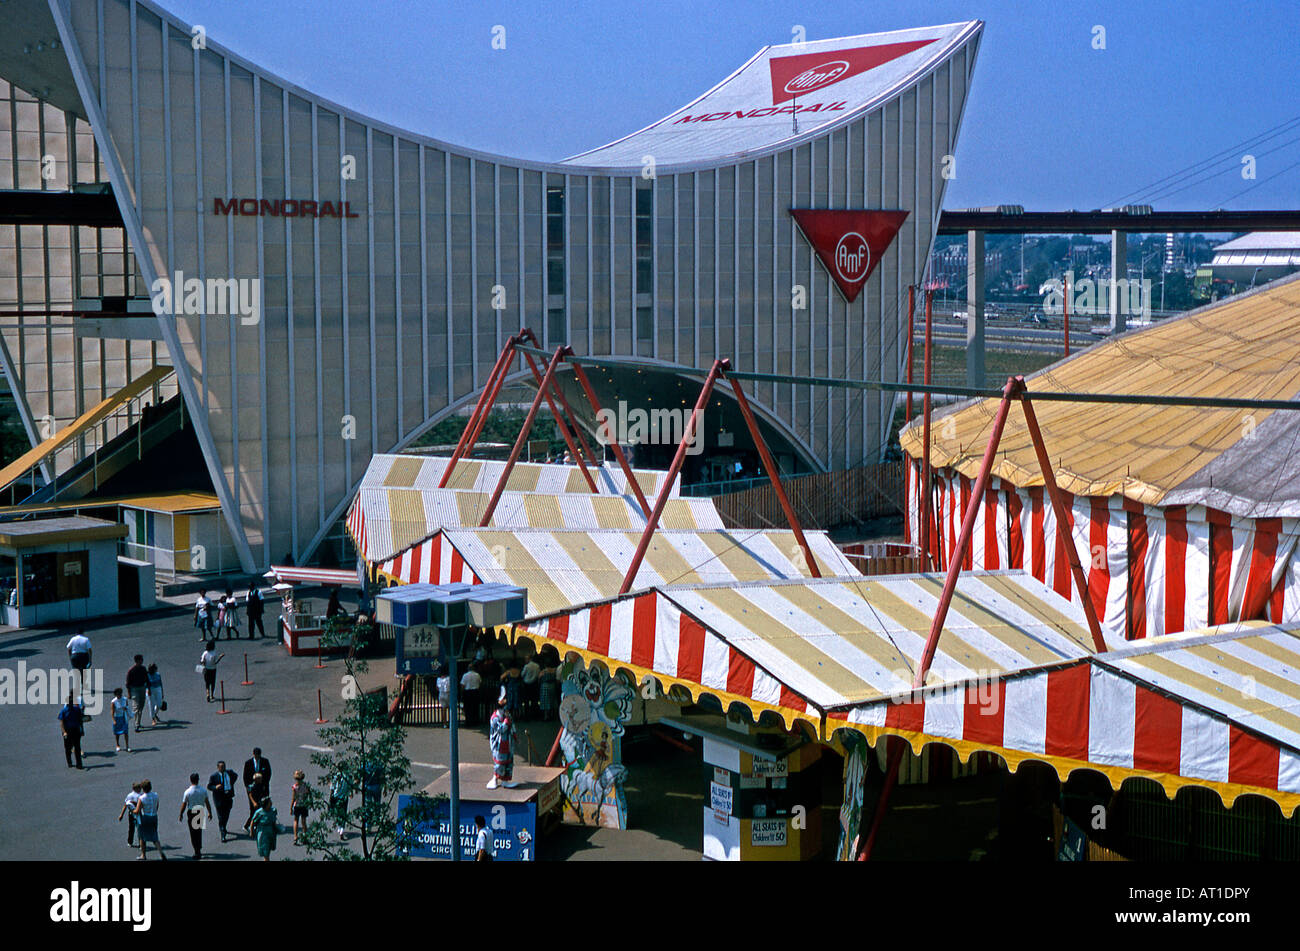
[768,40,938,105]
[791,209,908,303]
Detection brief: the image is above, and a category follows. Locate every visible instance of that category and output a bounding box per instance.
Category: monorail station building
[0,0,981,574]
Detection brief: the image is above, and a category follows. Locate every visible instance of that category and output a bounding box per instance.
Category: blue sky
[162,0,1299,210]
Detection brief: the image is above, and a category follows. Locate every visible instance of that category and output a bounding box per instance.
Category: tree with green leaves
[298,613,440,860]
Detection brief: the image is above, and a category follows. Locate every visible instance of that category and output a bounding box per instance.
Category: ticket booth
[264,565,364,656]
[663,712,823,861]
[0,516,126,627]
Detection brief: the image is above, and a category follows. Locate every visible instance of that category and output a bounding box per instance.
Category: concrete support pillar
[1110,229,1127,334]
[966,229,985,389]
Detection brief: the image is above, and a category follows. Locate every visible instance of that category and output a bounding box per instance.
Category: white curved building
[0,2,981,571]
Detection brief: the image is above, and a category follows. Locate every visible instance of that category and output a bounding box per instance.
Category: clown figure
[487,686,518,789]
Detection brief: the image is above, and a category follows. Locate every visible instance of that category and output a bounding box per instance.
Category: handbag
[159,701,168,712]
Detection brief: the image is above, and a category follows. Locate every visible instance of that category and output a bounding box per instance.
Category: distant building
[1205,232,1300,288]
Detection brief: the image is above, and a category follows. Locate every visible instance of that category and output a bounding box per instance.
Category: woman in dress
[132,779,167,861]
[221,588,240,639]
[146,663,165,725]
[290,770,310,845]
[110,687,131,752]
[250,795,279,861]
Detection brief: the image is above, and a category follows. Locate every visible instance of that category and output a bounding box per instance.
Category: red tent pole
[913,376,1020,683]
[439,334,518,488]
[858,737,905,861]
[459,340,520,456]
[619,359,727,595]
[860,375,1020,861]
[906,284,915,421]
[1019,392,1107,651]
[727,371,820,578]
[480,346,570,526]
[919,289,935,569]
[517,348,598,492]
[531,347,601,469]
[519,329,599,466]
[520,344,601,472]
[569,361,652,518]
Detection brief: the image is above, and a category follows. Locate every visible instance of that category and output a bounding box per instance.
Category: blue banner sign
[398,796,537,861]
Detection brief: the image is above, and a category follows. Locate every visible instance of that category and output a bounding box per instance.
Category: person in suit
[207,760,239,842]
[246,583,266,639]
[242,748,272,831]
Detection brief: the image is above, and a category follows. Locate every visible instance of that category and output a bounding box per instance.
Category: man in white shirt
[474,814,493,862]
[179,772,213,860]
[66,630,92,691]
[460,666,483,726]
[521,656,541,718]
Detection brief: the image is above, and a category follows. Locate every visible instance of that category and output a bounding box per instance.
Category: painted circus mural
[557,660,633,829]
[837,735,868,861]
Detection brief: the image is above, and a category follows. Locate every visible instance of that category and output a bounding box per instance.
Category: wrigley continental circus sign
[212,197,360,218]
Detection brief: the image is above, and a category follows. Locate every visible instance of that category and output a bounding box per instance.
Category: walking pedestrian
[110,687,131,752]
[242,747,272,830]
[118,781,143,848]
[146,663,165,725]
[57,692,85,769]
[133,779,166,860]
[246,582,265,639]
[290,770,309,845]
[125,654,149,731]
[195,592,213,638]
[474,815,493,862]
[487,688,518,790]
[328,769,351,840]
[250,796,279,861]
[66,629,92,693]
[207,760,239,842]
[179,772,213,859]
[220,587,240,639]
[199,641,223,703]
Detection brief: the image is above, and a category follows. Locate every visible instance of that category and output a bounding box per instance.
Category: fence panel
[712,462,904,531]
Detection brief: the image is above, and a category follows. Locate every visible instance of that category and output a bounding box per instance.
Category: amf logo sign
[789,209,909,303]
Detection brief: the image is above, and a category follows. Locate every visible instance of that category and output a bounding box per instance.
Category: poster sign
[710,781,733,817]
[558,662,633,829]
[395,625,440,675]
[1058,816,1087,862]
[398,796,537,862]
[713,767,730,786]
[739,775,766,789]
[750,758,788,777]
[751,818,788,847]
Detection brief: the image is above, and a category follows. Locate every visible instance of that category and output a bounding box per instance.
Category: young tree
[299,613,438,860]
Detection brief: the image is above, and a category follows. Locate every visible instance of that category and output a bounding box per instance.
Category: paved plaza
[0,598,703,862]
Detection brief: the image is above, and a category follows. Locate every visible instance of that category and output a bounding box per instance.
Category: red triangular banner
[790,209,909,303]
[768,40,938,105]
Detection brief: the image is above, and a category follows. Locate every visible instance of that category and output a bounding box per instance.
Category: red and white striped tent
[900,273,1300,644]
[511,570,1300,815]
[372,526,859,616]
[831,620,1300,816]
